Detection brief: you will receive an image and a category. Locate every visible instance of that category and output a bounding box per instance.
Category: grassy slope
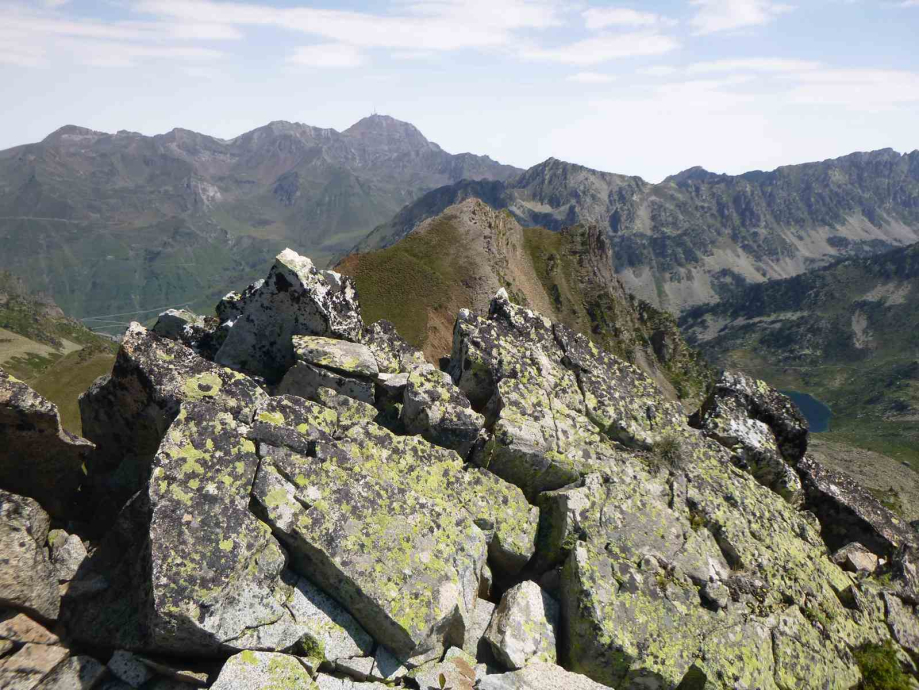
[339,209,712,403]
[0,271,117,434]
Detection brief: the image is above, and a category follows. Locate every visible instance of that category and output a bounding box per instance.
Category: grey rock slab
[412,649,477,690]
[0,611,60,645]
[252,439,487,661]
[0,368,93,519]
[0,490,59,621]
[360,320,426,375]
[210,651,317,690]
[287,576,374,664]
[278,361,375,406]
[215,249,362,381]
[108,650,154,688]
[247,394,338,455]
[136,656,211,686]
[146,403,301,654]
[484,582,558,670]
[403,367,484,457]
[42,655,106,690]
[293,336,378,378]
[798,455,917,556]
[79,322,266,516]
[463,598,496,659]
[49,531,88,582]
[313,387,378,430]
[475,662,609,690]
[831,542,880,573]
[884,592,919,658]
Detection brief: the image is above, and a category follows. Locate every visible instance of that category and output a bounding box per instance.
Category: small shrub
[853,641,913,690]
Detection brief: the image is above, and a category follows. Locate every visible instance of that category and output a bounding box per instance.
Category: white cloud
[689,0,795,35]
[638,65,678,77]
[567,71,616,83]
[288,43,365,68]
[784,69,919,108]
[688,58,821,73]
[898,0,919,6]
[521,32,679,65]
[135,0,563,51]
[583,7,676,29]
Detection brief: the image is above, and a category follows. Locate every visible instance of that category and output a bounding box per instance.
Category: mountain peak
[342,114,438,153]
[42,125,105,144]
[664,166,725,185]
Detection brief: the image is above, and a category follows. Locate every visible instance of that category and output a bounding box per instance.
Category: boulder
[0,368,93,519]
[152,309,223,359]
[247,394,337,456]
[798,455,916,556]
[292,336,378,378]
[690,370,808,463]
[313,388,378,430]
[79,322,266,516]
[252,438,487,662]
[462,598,495,659]
[210,651,316,690]
[0,611,60,646]
[360,320,426,375]
[402,368,484,458]
[0,490,59,621]
[484,582,558,670]
[215,249,362,381]
[411,648,477,690]
[690,371,804,503]
[278,361,375,406]
[48,530,88,583]
[476,662,609,690]
[831,542,880,574]
[108,650,154,688]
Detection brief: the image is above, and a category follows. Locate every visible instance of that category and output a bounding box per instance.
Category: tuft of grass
[853,641,913,690]
[650,434,685,472]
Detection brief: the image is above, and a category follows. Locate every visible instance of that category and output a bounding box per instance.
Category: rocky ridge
[1,247,918,688]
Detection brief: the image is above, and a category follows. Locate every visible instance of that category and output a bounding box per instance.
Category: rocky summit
[1,247,919,689]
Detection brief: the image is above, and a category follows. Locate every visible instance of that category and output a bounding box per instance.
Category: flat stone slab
[293,336,379,378]
[210,651,317,690]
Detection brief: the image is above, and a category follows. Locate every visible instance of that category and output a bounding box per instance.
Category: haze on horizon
[2,0,918,182]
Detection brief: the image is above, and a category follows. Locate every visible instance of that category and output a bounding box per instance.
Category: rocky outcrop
[0,490,59,621]
[798,455,917,556]
[79,322,266,518]
[690,371,805,503]
[0,368,93,519]
[215,250,362,381]
[3,248,919,689]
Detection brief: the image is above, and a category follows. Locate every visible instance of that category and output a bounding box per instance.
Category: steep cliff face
[338,199,711,403]
[2,247,918,689]
[359,149,919,312]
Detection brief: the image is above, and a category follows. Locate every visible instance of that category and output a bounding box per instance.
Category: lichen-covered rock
[215,249,362,381]
[210,651,317,690]
[287,576,375,665]
[883,592,919,660]
[152,309,224,360]
[313,388,378,431]
[360,320,426,375]
[831,542,879,573]
[462,598,495,659]
[146,404,302,654]
[484,581,558,670]
[293,336,379,378]
[476,662,609,690]
[798,455,916,556]
[691,370,809,463]
[337,423,537,579]
[411,648,477,690]
[79,322,266,516]
[690,371,804,503]
[215,280,264,326]
[278,362,375,406]
[252,438,486,662]
[0,490,59,621]
[247,394,337,455]
[0,368,93,519]
[403,368,484,458]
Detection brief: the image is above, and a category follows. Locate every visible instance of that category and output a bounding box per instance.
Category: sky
[1,0,918,182]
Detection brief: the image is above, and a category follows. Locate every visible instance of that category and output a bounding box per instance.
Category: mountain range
[359,149,919,312]
[0,115,519,329]
[680,242,919,464]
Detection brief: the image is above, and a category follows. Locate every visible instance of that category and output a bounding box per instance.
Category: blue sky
[2,0,918,181]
